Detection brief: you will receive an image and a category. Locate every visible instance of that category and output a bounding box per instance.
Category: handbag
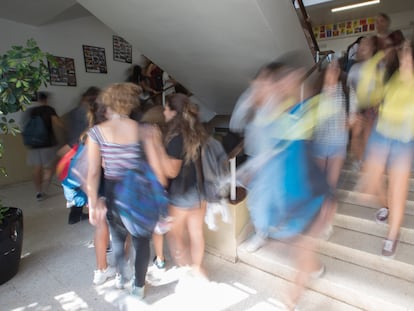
[56,144,79,182]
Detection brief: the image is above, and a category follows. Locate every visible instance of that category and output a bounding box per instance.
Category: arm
[86,135,106,225]
[150,128,182,179]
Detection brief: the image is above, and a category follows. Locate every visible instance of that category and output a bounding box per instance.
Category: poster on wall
[48,56,77,86]
[113,35,132,63]
[314,16,376,40]
[82,45,107,73]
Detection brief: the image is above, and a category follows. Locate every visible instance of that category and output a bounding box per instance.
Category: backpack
[22,115,50,147]
[114,160,168,238]
[59,143,88,207]
[200,136,230,202]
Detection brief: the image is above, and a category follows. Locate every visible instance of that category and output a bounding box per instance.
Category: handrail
[302,50,334,82]
[141,84,177,103]
[227,139,244,160]
[294,0,320,59]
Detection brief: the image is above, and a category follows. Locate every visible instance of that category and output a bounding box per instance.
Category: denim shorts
[313,143,347,160]
[366,128,414,169]
[169,186,204,209]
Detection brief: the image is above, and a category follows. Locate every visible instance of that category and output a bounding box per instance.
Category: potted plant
[0,39,55,285]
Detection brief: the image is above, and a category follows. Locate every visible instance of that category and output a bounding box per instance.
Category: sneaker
[244,233,267,253]
[320,225,333,241]
[115,273,126,289]
[93,266,116,285]
[310,264,325,279]
[36,192,45,201]
[153,256,166,270]
[375,207,389,224]
[382,239,398,258]
[131,283,145,300]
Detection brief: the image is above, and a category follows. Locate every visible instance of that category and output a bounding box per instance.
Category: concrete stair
[237,163,414,310]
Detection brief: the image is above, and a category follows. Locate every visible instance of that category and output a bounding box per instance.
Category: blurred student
[231,55,334,310]
[24,92,64,200]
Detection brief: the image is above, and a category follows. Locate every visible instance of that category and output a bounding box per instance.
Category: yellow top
[377,71,414,142]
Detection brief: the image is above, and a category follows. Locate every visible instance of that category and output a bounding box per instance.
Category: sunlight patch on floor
[11,302,52,311]
[54,291,89,310]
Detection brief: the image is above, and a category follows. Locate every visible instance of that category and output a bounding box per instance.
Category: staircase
[237,158,414,311]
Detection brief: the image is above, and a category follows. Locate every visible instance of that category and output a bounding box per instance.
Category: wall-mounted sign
[113,35,132,63]
[48,56,77,86]
[82,45,107,73]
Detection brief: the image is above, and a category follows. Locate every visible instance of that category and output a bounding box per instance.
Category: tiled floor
[0,181,360,310]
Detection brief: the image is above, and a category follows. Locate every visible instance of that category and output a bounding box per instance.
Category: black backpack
[22,115,50,147]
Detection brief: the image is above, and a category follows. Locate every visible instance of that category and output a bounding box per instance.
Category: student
[87,83,166,299]
[24,92,64,200]
[152,93,209,277]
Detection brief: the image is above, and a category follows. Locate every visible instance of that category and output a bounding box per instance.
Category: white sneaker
[320,225,333,241]
[93,266,116,285]
[310,264,325,279]
[115,273,126,289]
[244,233,267,253]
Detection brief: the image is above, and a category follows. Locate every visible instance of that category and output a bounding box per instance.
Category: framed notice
[82,45,107,73]
[113,35,132,63]
[48,56,77,86]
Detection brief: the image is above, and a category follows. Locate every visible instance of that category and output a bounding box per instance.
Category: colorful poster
[316,16,376,40]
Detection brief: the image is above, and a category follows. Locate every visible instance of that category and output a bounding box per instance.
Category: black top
[28,105,57,147]
[167,134,198,195]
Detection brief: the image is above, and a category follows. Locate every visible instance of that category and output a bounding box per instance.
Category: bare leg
[95,219,110,270]
[168,205,190,266]
[33,166,43,193]
[387,158,411,240]
[187,201,207,275]
[356,149,387,207]
[326,157,344,190]
[350,117,364,162]
[285,199,333,308]
[42,167,54,193]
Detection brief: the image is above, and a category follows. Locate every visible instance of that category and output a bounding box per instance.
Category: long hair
[164,93,208,164]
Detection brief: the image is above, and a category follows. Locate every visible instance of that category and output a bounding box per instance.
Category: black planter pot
[0,207,23,285]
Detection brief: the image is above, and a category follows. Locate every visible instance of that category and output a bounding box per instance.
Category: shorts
[27,146,58,167]
[313,143,347,159]
[169,186,204,209]
[366,128,414,169]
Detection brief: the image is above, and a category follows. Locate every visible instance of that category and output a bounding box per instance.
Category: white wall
[0,16,144,125]
[317,10,414,57]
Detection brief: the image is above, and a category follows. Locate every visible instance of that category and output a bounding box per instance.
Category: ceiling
[304,0,414,25]
[0,0,413,27]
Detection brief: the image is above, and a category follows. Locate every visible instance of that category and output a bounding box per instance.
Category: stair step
[339,167,414,192]
[337,189,414,216]
[238,240,414,311]
[337,179,414,202]
[335,202,414,245]
[317,226,414,283]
